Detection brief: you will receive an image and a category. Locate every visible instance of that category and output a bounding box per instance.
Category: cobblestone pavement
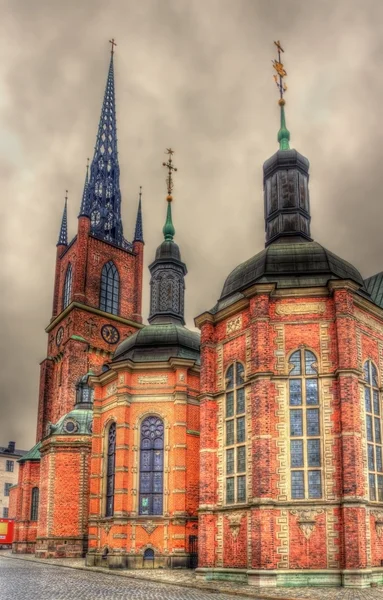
[4,553,383,600]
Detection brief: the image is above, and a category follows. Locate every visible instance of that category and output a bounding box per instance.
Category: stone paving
[4,552,383,599]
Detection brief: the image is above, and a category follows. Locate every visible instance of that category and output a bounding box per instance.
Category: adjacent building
[0,442,26,518]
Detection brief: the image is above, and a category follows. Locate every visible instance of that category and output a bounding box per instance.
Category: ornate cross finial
[162,148,177,202]
[65,189,68,202]
[109,38,117,55]
[272,40,287,105]
[139,185,142,201]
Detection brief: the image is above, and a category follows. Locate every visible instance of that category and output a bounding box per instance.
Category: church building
[10,42,383,588]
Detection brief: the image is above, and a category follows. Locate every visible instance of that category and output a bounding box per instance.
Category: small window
[30,487,39,521]
[6,461,14,472]
[4,483,12,497]
[100,261,119,315]
[3,508,8,518]
[63,264,72,310]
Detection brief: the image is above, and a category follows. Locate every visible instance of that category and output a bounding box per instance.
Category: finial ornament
[109,38,117,55]
[272,40,290,150]
[139,185,142,201]
[162,148,177,202]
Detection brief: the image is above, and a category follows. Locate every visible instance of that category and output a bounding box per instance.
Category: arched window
[100,261,119,315]
[289,349,322,499]
[63,264,72,310]
[225,362,246,504]
[139,416,164,516]
[105,422,116,517]
[364,360,383,501]
[30,487,39,521]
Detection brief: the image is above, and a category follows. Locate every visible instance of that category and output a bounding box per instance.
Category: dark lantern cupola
[264,41,312,246]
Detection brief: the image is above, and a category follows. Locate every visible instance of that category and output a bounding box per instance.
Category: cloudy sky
[1,0,383,449]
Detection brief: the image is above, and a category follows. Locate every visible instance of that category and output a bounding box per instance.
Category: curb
[0,553,297,600]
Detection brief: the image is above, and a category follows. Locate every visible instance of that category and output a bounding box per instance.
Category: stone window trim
[63,263,72,310]
[364,359,383,502]
[288,348,323,501]
[224,361,247,506]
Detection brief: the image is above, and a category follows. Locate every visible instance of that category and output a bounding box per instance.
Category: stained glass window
[364,360,383,501]
[63,264,72,310]
[289,348,322,500]
[225,361,246,504]
[105,422,116,517]
[100,261,119,315]
[30,487,39,521]
[139,416,164,516]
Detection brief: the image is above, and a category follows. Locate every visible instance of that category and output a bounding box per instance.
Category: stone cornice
[46,302,144,334]
[328,280,361,294]
[354,294,383,323]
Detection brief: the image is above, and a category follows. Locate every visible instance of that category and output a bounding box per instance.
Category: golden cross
[109,38,117,55]
[162,148,177,197]
[272,40,287,102]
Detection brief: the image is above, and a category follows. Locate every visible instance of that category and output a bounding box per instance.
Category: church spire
[57,191,68,246]
[148,149,187,325]
[79,159,90,217]
[272,40,290,151]
[85,41,124,245]
[134,186,144,243]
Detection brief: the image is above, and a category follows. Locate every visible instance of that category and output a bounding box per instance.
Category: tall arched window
[289,349,322,499]
[63,264,72,310]
[105,422,116,517]
[100,261,119,315]
[139,416,164,516]
[225,362,246,504]
[30,487,39,521]
[364,360,383,501]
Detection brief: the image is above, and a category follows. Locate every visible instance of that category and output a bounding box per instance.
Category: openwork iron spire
[57,191,68,246]
[272,40,290,150]
[85,44,125,245]
[134,186,144,242]
[79,159,90,217]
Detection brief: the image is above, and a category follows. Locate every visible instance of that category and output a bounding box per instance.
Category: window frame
[105,422,116,518]
[364,360,383,502]
[288,348,322,500]
[30,487,39,521]
[138,416,164,516]
[4,483,12,497]
[5,460,14,472]
[63,263,72,310]
[224,361,247,505]
[99,261,120,316]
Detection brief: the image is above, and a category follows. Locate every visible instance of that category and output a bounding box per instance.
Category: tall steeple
[79,159,90,217]
[264,41,312,246]
[85,40,124,246]
[57,191,68,246]
[133,186,144,243]
[148,149,187,325]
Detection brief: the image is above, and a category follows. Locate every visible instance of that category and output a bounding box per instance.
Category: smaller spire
[57,191,68,246]
[162,148,177,241]
[134,186,144,242]
[272,40,290,150]
[79,158,90,217]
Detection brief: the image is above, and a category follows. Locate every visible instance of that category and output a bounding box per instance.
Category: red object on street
[0,519,14,547]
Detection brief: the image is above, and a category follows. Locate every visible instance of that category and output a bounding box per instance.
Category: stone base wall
[86,551,192,570]
[12,541,36,554]
[35,536,87,558]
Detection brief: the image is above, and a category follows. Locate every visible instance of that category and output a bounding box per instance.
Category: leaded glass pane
[306,379,318,405]
[236,388,245,414]
[372,363,379,387]
[367,415,373,442]
[291,471,304,499]
[153,472,163,493]
[307,439,321,467]
[365,388,372,413]
[307,409,320,436]
[140,472,151,493]
[236,363,245,386]
[290,351,301,375]
[369,473,376,500]
[308,471,322,498]
[375,417,381,444]
[226,449,234,475]
[226,392,234,417]
[374,390,380,415]
[226,365,234,390]
[237,476,246,502]
[289,380,302,406]
[140,496,150,515]
[290,440,304,467]
[378,475,383,501]
[377,446,383,472]
[237,446,246,472]
[226,478,235,503]
[364,361,370,383]
[152,495,163,515]
[237,417,245,443]
[368,444,375,471]
[305,350,317,375]
[290,410,303,436]
[226,420,234,445]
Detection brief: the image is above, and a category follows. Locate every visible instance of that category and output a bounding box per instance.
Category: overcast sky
[1,0,383,450]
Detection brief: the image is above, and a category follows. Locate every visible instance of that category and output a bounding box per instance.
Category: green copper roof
[18,442,41,463]
[278,103,290,150]
[163,201,175,241]
[50,408,93,436]
[365,272,383,308]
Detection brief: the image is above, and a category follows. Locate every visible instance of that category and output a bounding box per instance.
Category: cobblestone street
[5,554,383,600]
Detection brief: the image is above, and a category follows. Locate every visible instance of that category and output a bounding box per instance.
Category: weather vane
[272,40,287,105]
[162,148,177,201]
[109,38,117,55]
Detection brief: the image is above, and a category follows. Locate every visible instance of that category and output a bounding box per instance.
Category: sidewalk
[2,550,383,599]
